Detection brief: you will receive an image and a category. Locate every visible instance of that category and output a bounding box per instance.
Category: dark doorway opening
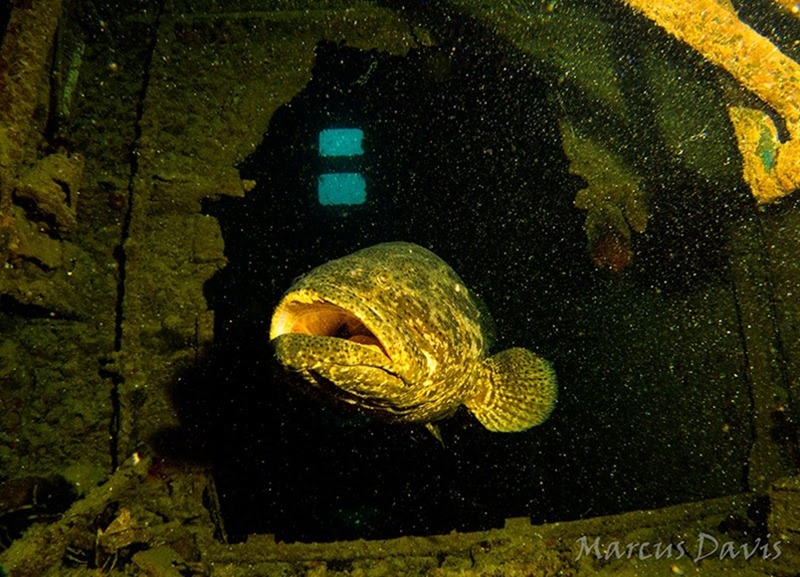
[202,40,585,543]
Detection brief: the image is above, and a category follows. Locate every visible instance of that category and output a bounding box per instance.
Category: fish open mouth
[271,300,389,358]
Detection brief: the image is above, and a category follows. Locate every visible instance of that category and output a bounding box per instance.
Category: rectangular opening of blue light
[319,128,364,157]
[318,173,367,205]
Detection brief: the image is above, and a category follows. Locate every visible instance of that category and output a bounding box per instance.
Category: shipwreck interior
[203,39,585,542]
[2,0,800,575]
[202,39,752,543]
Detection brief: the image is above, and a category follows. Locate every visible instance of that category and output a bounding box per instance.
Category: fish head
[269,242,490,424]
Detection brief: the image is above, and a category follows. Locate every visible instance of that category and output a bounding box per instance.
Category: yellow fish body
[269,242,556,432]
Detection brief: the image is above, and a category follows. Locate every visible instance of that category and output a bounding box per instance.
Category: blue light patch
[319,128,364,157]
[318,173,366,205]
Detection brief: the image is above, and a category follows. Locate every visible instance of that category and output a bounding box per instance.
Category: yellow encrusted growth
[621,0,800,203]
[728,106,787,204]
[560,119,647,270]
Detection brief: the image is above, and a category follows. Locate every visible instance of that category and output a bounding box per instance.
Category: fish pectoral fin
[464,348,557,433]
[425,422,445,446]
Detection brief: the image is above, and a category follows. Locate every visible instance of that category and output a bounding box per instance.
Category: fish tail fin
[465,348,557,432]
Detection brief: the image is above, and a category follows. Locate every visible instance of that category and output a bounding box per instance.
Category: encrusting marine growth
[621,0,800,204]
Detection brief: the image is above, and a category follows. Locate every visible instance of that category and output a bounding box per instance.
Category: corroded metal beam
[620,0,800,202]
[0,0,63,243]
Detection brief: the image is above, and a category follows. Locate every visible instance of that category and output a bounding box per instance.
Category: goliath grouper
[269,242,557,433]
